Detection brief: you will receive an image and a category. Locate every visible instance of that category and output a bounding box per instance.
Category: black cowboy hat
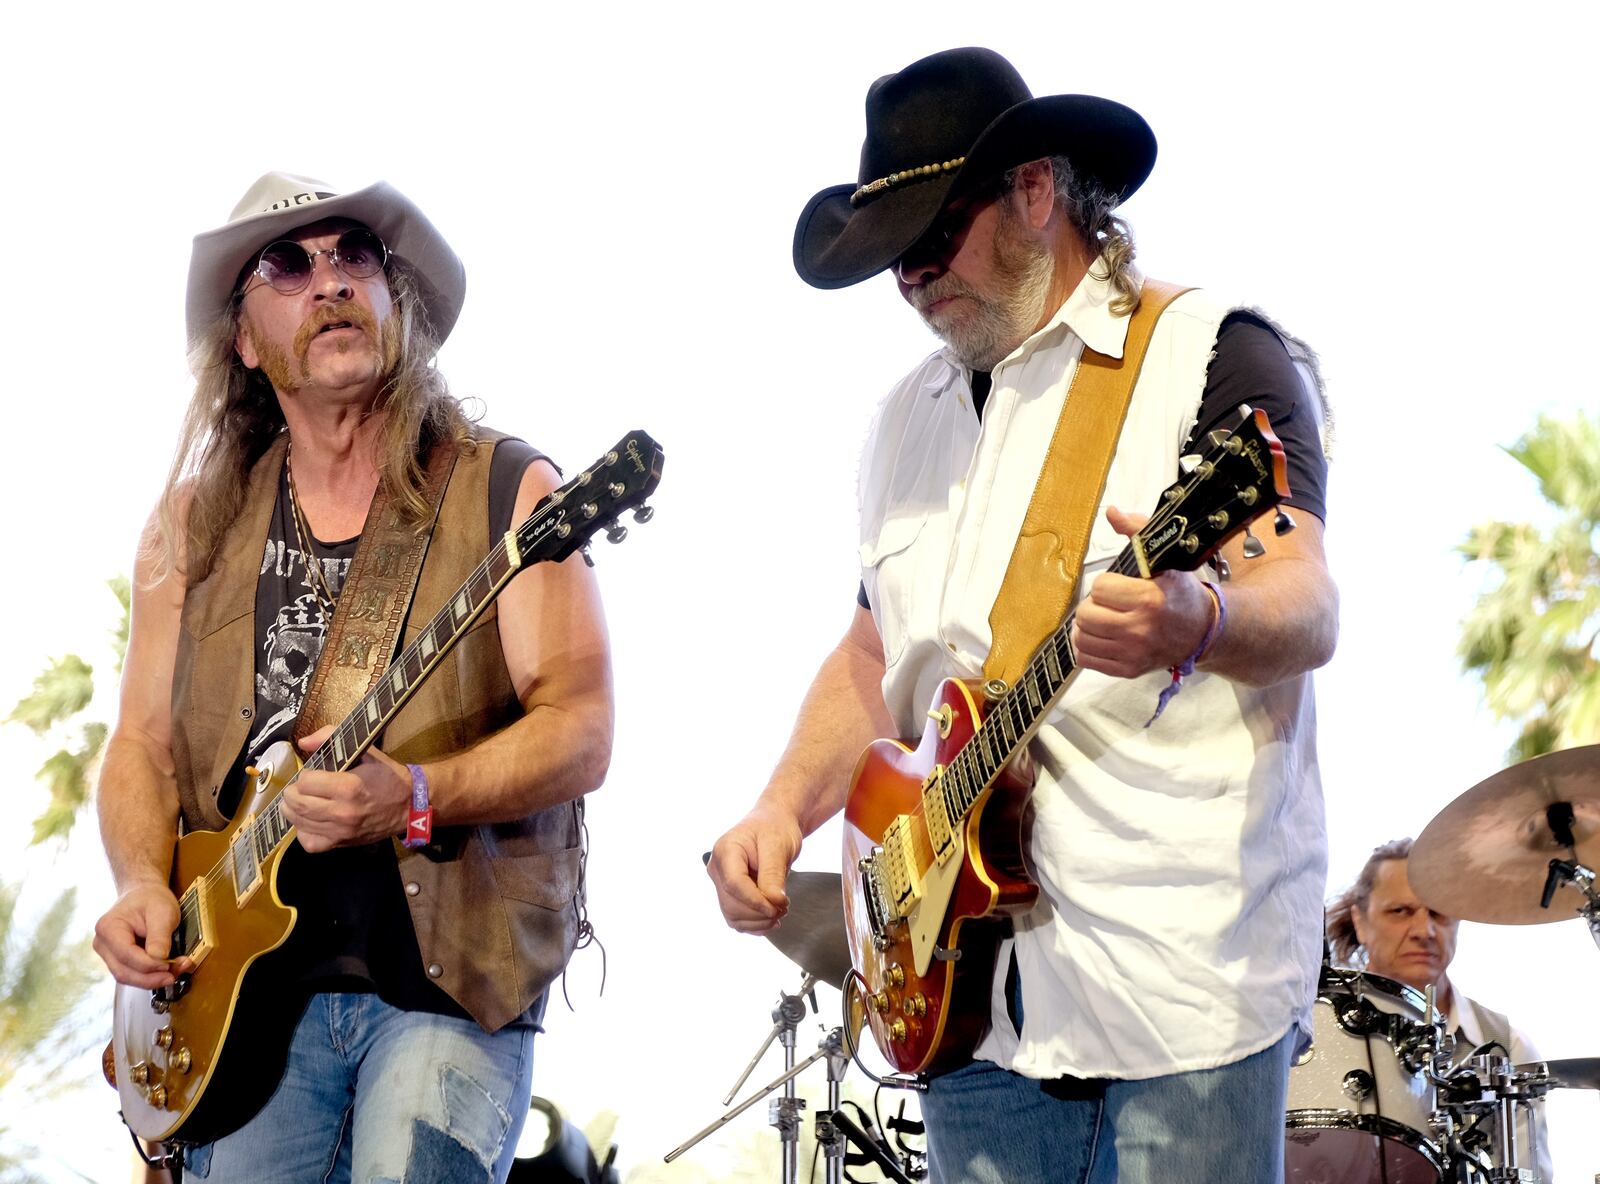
[793,47,1157,290]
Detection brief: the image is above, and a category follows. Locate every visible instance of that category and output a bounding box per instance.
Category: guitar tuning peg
[1178,453,1202,475]
[1214,556,1231,582]
[633,504,655,524]
[579,544,595,568]
[1205,429,1231,449]
[1241,526,1266,559]
[1274,509,1297,536]
[604,521,628,544]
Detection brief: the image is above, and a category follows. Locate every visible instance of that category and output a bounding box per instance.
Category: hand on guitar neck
[1070,506,1220,681]
[284,725,412,852]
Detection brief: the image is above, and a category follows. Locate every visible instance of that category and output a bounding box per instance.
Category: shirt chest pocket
[859,513,927,667]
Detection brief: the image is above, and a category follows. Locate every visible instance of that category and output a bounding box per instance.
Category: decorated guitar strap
[293,439,459,740]
[983,279,1191,687]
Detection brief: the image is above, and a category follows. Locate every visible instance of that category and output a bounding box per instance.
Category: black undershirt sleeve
[1181,311,1327,523]
[856,312,1328,611]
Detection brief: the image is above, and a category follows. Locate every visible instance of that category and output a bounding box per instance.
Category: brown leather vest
[170,431,582,1033]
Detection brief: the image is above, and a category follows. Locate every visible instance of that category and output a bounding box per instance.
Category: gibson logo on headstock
[1241,439,1269,483]
[625,439,646,473]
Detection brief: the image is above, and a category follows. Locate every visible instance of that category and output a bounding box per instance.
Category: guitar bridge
[859,848,898,947]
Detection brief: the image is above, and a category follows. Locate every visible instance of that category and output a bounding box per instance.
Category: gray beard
[915,218,1057,371]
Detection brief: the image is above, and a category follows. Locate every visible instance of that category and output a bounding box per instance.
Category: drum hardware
[665,969,926,1183]
[1540,856,1600,950]
[1425,1053,1553,1184]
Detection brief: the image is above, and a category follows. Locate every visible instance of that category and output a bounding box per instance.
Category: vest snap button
[239,707,253,720]
[427,963,443,979]
[406,882,421,897]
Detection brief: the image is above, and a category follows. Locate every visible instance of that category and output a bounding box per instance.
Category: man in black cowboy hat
[91,172,614,1183]
[709,48,1337,1183]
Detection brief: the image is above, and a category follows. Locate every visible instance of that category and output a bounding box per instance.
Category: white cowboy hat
[185,171,466,345]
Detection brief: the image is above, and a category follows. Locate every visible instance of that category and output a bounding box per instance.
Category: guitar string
[182,531,518,905]
[180,445,651,935]
[926,432,1265,825]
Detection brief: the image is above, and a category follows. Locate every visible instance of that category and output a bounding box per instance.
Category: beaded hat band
[850,156,967,208]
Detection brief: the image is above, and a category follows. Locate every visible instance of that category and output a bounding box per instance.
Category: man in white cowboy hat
[708,47,1338,1183]
[91,172,614,1183]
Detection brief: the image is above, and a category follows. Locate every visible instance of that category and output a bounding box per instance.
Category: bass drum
[1284,969,1446,1184]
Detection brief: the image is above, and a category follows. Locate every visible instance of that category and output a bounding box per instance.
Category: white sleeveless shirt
[856,267,1328,1079]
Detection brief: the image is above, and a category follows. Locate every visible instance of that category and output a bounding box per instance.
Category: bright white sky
[4,2,1598,1181]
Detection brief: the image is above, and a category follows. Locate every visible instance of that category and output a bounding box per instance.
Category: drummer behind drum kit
[677,745,1600,1182]
[1290,744,1600,1184]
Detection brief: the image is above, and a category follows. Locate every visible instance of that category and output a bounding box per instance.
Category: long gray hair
[153,264,475,588]
[1326,837,1415,966]
[1003,155,1140,316]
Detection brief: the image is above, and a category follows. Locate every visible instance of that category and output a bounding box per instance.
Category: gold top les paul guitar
[841,407,1293,1076]
[107,431,663,1145]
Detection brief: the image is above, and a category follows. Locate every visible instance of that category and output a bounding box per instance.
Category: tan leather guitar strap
[294,440,459,741]
[983,279,1190,687]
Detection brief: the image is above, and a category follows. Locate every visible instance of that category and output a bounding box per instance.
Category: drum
[1285,969,1447,1184]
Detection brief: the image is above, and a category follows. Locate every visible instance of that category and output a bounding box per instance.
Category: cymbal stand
[665,973,820,1184]
[1540,858,1600,951]
[812,1028,850,1184]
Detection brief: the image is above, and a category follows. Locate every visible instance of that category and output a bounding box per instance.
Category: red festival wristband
[403,763,433,849]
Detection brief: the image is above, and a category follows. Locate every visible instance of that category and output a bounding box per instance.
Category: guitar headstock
[515,430,664,563]
[1135,406,1291,575]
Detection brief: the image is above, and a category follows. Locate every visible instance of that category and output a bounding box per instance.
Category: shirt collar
[948,256,1141,376]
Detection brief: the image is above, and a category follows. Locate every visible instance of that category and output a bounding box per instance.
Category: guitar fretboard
[221,532,525,904]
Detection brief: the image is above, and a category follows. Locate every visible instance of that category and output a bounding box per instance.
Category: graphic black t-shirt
[238,438,544,1019]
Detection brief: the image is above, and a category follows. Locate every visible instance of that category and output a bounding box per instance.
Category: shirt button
[405,882,421,897]
[427,963,443,979]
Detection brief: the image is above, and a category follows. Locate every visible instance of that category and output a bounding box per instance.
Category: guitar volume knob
[147,1084,167,1108]
[154,1027,173,1049]
[173,1048,192,1074]
[130,1061,150,1086]
[871,991,890,1014]
[887,964,905,988]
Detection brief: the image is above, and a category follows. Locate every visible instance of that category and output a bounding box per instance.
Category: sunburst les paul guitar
[106,431,663,1144]
[842,407,1292,1076]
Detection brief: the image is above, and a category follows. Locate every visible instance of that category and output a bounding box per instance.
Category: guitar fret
[486,550,510,585]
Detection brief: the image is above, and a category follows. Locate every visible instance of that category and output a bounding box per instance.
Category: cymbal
[764,870,851,990]
[1544,1057,1600,1091]
[1411,745,1600,925]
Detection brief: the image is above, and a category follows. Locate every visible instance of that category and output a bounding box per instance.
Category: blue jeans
[183,993,536,1184]
[921,1030,1296,1184]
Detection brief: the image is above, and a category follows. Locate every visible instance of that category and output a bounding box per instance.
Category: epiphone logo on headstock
[625,439,646,473]
[1144,515,1187,554]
